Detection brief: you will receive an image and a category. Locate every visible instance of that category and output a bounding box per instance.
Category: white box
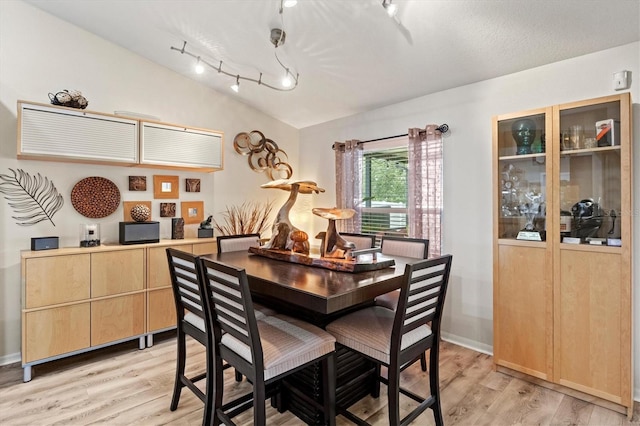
[595,119,620,146]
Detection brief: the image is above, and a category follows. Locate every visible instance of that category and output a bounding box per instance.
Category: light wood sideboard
[21,238,217,382]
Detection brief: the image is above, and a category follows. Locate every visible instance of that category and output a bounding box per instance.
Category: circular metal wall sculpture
[233,130,293,180]
[71,176,120,218]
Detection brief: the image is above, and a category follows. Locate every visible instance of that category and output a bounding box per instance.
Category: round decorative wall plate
[71,176,121,218]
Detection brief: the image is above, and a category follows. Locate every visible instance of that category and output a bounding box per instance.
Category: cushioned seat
[198,257,337,426]
[327,255,453,426]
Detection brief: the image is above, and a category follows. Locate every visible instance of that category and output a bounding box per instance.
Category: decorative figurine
[198,215,214,238]
[313,208,357,258]
[260,179,325,252]
[512,118,537,155]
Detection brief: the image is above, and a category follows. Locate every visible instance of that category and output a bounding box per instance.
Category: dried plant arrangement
[214,200,275,236]
[0,168,64,226]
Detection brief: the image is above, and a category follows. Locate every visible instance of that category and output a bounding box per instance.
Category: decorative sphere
[130,204,151,222]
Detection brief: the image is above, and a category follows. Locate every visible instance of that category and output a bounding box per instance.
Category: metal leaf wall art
[0,168,64,226]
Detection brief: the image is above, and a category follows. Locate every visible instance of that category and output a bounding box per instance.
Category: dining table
[202,249,413,424]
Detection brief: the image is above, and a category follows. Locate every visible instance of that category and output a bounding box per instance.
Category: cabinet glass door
[557,100,621,246]
[496,113,547,241]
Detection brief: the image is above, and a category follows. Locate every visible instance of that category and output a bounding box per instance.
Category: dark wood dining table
[203,250,411,324]
[201,250,413,424]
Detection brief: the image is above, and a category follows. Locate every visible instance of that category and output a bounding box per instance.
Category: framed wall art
[153,175,179,199]
[181,201,204,224]
[185,178,201,192]
[128,176,147,191]
[160,202,176,217]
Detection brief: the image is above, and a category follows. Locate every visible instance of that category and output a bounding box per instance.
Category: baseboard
[0,352,21,366]
[441,332,493,356]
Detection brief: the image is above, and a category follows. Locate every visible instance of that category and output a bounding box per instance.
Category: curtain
[334,140,363,233]
[408,125,443,258]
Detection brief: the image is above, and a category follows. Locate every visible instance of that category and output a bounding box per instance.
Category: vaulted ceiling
[26,0,640,129]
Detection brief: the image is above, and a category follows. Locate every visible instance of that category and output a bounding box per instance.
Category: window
[361,144,408,236]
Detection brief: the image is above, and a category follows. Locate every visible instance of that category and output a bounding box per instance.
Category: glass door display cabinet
[493,93,633,417]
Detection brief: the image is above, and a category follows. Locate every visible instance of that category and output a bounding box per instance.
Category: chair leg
[420,352,427,372]
[235,369,243,382]
[387,362,401,426]
[371,363,381,398]
[202,343,215,426]
[322,355,336,426]
[429,346,444,426]
[212,354,224,426]
[253,376,266,426]
[170,329,186,411]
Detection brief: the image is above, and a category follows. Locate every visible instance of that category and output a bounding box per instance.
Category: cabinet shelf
[499,152,546,161]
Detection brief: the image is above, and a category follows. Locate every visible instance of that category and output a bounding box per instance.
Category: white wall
[300,42,640,387]
[0,0,298,363]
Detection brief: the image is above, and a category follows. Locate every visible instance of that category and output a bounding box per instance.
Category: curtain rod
[359,123,450,144]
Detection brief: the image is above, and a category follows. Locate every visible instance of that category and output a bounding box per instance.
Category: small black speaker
[31,236,59,251]
[119,222,160,245]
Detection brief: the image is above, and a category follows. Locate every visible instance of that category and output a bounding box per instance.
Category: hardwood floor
[0,333,635,425]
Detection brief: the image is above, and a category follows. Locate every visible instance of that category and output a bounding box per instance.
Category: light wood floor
[0,333,637,425]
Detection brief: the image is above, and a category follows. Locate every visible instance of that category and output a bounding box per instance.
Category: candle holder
[80,223,101,247]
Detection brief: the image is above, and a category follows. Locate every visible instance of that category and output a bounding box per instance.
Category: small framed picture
[160,202,176,217]
[153,175,179,199]
[181,201,204,224]
[129,176,147,191]
[186,178,201,192]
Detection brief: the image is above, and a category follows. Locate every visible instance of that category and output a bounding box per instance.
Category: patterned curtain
[334,140,363,233]
[408,125,443,258]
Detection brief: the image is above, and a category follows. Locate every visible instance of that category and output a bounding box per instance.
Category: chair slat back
[198,258,263,369]
[166,248,205,322]
[380,236,429,259]
[340,233,376,251]
[394,255,453,344]
[217,234,261,253]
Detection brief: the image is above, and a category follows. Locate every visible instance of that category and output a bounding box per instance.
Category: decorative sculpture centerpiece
[198,215,214,238]
[248,179,394,273]
[260,179,325,255]
[313,208,356,258]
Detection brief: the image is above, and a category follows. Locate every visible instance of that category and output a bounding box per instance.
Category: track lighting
[171,0,299,93]
[194,58,204,74]
[382,0,397,17]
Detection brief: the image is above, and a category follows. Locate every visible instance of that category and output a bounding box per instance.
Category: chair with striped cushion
[216,233,261,254]
[339,232,376,251]
[217,233,277,381]
[375,236,430,371]
[198,257,337,426]
[166,248,215,426]
[326,255,453,426]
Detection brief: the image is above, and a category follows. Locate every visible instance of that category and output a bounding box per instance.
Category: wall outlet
[613,70,629,91]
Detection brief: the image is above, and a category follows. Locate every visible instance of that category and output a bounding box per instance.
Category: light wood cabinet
[493,93,633,416]
[17,101,223,173]
[21,239,217,381]
[18,101,138,165]
[140,121,223,172]
[145,240,216,334]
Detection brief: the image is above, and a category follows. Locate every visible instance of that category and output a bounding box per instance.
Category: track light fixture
[171,0,299,93]
[382,0,398,17]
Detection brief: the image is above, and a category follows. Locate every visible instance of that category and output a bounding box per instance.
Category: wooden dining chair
[217,232,277,383]
[166,248,215,426]
[216,233,261,254]
[326,255,453,426]
[198,257,337,426]
[375,236,430,371]
[339,232,376,251]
